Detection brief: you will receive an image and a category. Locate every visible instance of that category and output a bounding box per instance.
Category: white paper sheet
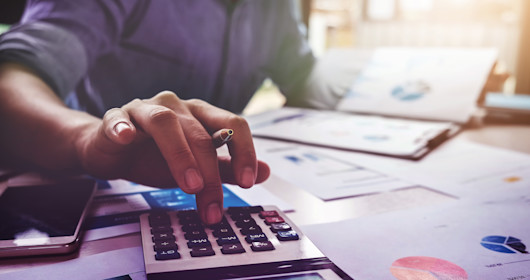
[0,247,146,280]
[302,193,530,280]
[321,138,530,199]
[337,47,497,123]
[249,107,456,158]
[254,138,418,200]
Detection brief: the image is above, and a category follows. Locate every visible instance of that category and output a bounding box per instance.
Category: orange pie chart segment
[390,256,468,280]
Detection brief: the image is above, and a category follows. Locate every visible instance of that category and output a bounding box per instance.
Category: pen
[212,128,234,148]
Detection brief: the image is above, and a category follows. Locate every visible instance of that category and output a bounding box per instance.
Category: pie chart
[390,256,468,280]
[481,236,528,254]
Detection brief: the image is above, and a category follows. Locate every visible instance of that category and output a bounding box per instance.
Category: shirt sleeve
[0,0,133,98]
[265,1,316,103]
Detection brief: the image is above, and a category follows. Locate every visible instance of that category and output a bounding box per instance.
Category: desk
[1,122,529,277]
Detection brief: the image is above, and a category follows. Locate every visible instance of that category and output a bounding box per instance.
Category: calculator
[139,205,352,280]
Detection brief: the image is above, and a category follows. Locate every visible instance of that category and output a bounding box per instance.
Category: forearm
[0,63,99,172]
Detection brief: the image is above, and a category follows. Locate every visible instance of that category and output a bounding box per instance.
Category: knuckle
[167,147,194,162]
[147,107,178,124]
[103,107,121,119]
[227,115,249,129]
[153,90,179,103]
[191,133,215,151]
[186,98,205,106]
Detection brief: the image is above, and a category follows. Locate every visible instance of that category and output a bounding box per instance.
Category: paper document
[249,107,456,159]
[337,47,497,123]
[254,138,417,200]
[302,195,530,279]
[322,138,530,199]
[0,247,146,280]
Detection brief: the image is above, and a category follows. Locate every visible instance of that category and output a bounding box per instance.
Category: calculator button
[148,213,171,227]
[259,210,279,218]
[177,210,199,219]
[251,241,275,252]
[217,235,240,245]
[154,241,178,251]
[184,230,207,240]
[155,249,181,260]
[270,223,292,232]
[227,206,263,215]
[181,222,204,232]
[221,243,246,254]
[152,233,176,242]
[245,233,268,243]
[235,218,257,228]
[230,212,252,221]
[187,238,211,248]
[264,216,285,225]
[213,227,236,238]
[190,246,215,257]
[240,225,262,235]
[150,225,173,234]
[277,230,300,241]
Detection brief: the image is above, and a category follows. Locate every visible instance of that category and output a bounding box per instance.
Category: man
[0,0,326,224]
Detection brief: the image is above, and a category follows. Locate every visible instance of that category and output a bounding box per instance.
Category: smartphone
[0,177,96,257]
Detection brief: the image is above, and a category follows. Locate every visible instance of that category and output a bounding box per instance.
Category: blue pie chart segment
[481,236,528,254]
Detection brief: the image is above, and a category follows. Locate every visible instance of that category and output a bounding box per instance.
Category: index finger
[186,99,257,188]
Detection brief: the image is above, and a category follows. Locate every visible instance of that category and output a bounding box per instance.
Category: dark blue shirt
[0,0,314,116]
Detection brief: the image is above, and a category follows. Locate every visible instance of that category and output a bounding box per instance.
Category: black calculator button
[230,212,252,221]
[240,225,262,235]
[235,218,257,228]
[208,217,230,230]
[213,227,235,238]
[187,238,211,248]
[221,243,246,254]
[152,233,176,242]
[177,210,199,219]
[148,213,171,227]
[190,246,216,257]
[251,241,275,252]
[150,225,173,234]
[184,230,207,240]
[217,235,240,245]
[245,233,268,243]
[155,249,180,260]
[181,223,204,232]
[277,230,299,241]
[154,241,178,251]
[270,223,292,232]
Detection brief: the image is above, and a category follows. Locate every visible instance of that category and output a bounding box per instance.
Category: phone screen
[0,178,95,245]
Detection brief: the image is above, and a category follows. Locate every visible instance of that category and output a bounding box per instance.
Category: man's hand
[76,91,270,224]
[1,64,269,225]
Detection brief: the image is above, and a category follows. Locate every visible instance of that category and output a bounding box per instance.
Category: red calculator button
[259,210,279,218]
[264,216,285,225]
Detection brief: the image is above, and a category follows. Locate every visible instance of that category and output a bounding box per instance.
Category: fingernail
[241,167,255,188]
[185,168,203,192]
[206,202,222,224]
[114,122,130,135]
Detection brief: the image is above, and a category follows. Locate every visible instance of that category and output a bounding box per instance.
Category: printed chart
[390,256,468,280]
[254,139,415,200]
[481,236,528,254]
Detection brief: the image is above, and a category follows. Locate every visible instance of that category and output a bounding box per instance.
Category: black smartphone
[0,177,96,257]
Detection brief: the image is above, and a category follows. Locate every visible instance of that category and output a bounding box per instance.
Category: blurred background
[246,0,530,115]
[2,0,529,115]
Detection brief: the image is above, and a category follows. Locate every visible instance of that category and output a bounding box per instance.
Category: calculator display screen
[0,179,95,244]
